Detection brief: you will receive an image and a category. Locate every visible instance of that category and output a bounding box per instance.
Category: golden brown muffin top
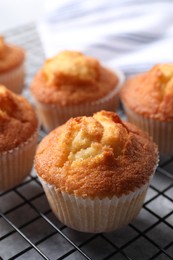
[35,110,158,198]
[30,51,118,105]
[121,64,173,121]
[0,36,25,73]
[0,85,38,152]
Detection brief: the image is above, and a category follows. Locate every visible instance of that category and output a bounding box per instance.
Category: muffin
[34,110,158,233]
[0,85,38,191]
[121,64,173,155]
[30,50,124,132]
[0,36,25,94]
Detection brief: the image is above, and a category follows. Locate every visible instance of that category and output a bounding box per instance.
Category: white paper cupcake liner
[39,170,155,233]
[123,103,173,155]
[0,63,25,94]
[0,131,38,191]
[34,69,125,132]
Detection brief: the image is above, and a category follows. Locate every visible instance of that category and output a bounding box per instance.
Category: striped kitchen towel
[38,0,173,75]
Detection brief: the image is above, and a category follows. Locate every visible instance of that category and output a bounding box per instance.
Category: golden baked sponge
[121,64,173,121]
[35,111,158,198]
[0,36,25,73]
[0,85,37,152]
[43,51,100,85]
[31,51,118,105]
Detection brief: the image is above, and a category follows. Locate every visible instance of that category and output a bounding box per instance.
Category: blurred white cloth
[38,0,173,74]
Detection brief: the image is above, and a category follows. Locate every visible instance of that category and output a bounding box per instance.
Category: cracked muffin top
[0,36,25,73]
[121,64,173,121]
[35,110,158,198]
[30,51,119,105]
[0,85,38,152]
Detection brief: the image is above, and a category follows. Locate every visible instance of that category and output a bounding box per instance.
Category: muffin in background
[0,36,25,94]
[30,50,124,132]
[121,64,173,155]
[0,85,38,191]
[34,110,158,233]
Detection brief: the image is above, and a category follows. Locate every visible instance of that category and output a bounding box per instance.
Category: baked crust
[30,51,118,105]
[0,85,38,152]
[0,36,25,73]
[35,110,158,198]
[121,64,173,121]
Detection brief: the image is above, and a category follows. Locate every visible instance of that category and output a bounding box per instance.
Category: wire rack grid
[0,24,173,260]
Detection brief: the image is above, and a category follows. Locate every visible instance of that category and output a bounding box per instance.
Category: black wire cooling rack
[0,24,173,260]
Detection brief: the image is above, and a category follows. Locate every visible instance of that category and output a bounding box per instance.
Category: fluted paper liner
[0,63,25,94]
[123,103,173,155]
[34,69,125,132]
[0,131,38,191]
[39,172,155,233]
